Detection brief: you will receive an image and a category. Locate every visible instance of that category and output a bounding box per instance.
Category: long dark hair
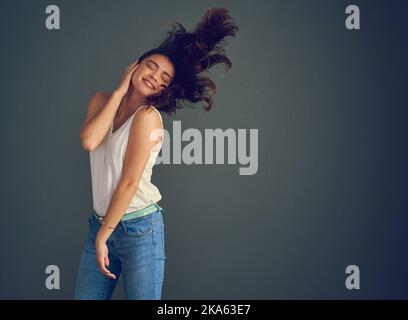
[138,7,238,115]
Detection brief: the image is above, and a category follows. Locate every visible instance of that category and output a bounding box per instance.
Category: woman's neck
[122,86,146,113]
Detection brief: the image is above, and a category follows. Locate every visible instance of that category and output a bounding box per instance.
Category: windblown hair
[138,7,238,115]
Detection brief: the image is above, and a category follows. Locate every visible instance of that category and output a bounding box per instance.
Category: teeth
[144,79,154,89]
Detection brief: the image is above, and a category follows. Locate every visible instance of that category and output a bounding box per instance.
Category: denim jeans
[74,207,166,300]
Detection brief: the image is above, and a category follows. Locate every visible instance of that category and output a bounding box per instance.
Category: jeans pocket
[153,221,166,260]
[123,217,153,237]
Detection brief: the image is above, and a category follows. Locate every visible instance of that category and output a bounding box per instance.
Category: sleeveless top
[89,105,163,217]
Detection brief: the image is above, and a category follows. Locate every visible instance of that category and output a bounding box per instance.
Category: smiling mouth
[143,79,155,90]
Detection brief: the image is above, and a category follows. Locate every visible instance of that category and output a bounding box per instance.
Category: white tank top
[89,105,163,217]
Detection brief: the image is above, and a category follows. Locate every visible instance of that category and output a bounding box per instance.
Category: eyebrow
[146,60,171,81]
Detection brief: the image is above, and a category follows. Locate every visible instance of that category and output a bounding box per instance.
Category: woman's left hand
[95,239,117,279]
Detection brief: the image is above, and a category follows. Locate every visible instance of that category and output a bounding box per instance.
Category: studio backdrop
[0,0,407,299]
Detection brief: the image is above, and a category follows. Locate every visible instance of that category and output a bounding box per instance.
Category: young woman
[74,7,238,300]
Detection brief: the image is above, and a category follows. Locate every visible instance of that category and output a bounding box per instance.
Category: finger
[128,64,138,74]
[97,259,116,279]
[130,60,139,70]
[103,268,116,280]
[103,269,116,280]
[97,252,116,279]
[105,255,110,267]
[126,65,138,79]
[97,256,109,274]
[126,60,139,71]
[103,268,116,279]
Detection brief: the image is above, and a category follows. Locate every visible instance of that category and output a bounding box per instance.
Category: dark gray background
[0,0,407,299]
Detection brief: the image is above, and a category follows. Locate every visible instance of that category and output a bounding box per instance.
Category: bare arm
[80,90,123,151]
[80,60,139,151]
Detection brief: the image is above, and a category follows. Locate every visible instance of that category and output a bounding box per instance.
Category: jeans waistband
[92,203,163,224]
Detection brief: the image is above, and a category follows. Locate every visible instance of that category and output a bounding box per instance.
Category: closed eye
[146,60,170,87]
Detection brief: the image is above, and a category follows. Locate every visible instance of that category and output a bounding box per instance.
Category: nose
[149,72,158,83]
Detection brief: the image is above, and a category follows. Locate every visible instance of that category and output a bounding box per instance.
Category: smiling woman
[129,54,175,96]
[144,59,172,88]
[75,7,238,301]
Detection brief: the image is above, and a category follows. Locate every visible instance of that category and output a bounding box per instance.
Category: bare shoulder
[133,106,163,127]
[129,106,163,146]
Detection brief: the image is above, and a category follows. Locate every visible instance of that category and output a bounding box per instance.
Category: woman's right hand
[95,239,116,280]
[116,60,139,97]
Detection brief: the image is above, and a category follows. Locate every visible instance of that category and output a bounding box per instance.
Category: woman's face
[131,54,175,96]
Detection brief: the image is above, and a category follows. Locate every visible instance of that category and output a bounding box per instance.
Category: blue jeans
[74,207,166,300]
